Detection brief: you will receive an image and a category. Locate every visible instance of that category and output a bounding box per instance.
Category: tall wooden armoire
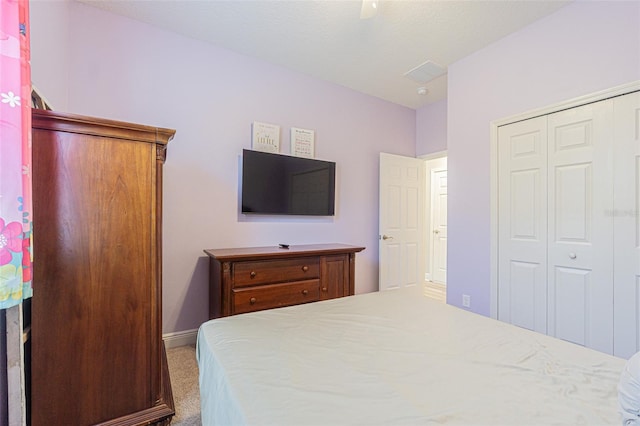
[30,110,176,425]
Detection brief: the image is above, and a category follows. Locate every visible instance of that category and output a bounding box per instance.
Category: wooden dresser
[30,110,175,425]
[204,244,365,318]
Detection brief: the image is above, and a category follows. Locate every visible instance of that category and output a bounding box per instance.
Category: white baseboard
[162,328,198,349]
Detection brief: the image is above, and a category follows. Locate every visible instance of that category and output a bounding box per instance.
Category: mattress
[197,285,626,425]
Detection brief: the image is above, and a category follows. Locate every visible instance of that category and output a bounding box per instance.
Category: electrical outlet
[462,294,471,308]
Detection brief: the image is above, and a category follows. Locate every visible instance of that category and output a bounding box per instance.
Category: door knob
[381,235,393,240]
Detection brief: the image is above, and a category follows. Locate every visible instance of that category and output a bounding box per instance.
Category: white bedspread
[197,285,626,425]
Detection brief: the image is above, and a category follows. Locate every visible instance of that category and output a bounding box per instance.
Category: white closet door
[497,116,548,333]
[547,100,614,354]
[613,91,640,359]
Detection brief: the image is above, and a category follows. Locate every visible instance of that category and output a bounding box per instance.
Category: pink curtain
[0,0,32,309]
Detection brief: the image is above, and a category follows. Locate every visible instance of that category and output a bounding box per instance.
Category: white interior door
[430,167,447,284]
[613,91,640,358]
[547,100,614,354]
[379,153,424,291]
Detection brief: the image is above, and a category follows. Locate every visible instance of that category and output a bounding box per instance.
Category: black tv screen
[241,149,336,216]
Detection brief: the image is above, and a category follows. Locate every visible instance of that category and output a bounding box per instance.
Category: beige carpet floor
[167,345,201,425]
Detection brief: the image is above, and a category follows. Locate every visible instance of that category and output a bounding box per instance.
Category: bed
[196,284,626,425]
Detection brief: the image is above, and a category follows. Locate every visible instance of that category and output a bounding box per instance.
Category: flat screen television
[241,149,336,216]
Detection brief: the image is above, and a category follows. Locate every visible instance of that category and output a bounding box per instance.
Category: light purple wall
[30,1,416,333]
[29,0,70,110]
[416,99,447,156]
[446,0,640,314]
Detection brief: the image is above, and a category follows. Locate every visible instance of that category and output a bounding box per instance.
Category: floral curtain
[0,0,32,309]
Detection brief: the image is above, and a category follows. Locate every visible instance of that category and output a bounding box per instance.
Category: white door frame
[489,81,640,319]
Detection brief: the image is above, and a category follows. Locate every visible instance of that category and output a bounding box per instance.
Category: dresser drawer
[233,257,320,287]
[233,280,320,314]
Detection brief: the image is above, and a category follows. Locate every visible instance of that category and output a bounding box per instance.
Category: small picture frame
[291,127,315,158]
[252,121,280,153]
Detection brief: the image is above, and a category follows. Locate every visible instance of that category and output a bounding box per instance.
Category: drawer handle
[302,266,309,272]
[302,289,309,296]
[250,297,257,304]
[322,287,327,292]
[250,271,257,278]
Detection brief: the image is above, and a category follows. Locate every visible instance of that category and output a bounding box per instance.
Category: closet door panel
[554,164,591,242]
[498,116,548,333]
[547,100,614,354]
[507,260,543,330]
[552,266,590,346]
[613,91,640,358]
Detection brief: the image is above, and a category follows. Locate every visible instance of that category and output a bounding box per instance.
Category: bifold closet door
[497,116,548,334]
[498,97,617,355]
[546,100,614,354]
[613,91,640,359]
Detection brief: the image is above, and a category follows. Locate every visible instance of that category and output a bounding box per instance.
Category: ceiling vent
[404,60,447,84]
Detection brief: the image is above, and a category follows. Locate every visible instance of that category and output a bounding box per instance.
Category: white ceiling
[78,0,571,109]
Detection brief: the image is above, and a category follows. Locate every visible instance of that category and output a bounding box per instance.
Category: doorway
[423,153,447,302]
